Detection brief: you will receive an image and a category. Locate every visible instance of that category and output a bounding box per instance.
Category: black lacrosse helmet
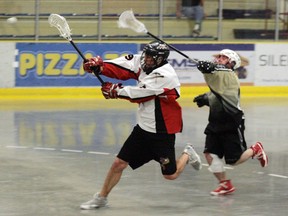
[140,40,170,74]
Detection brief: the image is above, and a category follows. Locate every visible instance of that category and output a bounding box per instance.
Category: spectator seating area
[0,0,284,41]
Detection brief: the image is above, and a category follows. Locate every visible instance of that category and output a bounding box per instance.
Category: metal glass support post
[97,0,103,41]
[217,0,223,41]
[275,0,280,41]
[34,0,40,40]
[158,0,164,39]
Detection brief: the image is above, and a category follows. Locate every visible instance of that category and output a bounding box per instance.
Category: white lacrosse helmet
[219,49,241,70]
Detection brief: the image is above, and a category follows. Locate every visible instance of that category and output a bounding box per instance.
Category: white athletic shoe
[192,24,200,36]
[80,193,108,210]
[183,143,202,170]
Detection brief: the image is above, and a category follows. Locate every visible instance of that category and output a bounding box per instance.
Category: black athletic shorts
[203,126,247,165]
[117,125,177,175]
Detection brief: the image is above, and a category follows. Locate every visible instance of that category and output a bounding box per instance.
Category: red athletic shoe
[250,142,268,167]
[210,180,235,196]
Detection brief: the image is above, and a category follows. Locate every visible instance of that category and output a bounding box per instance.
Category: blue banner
[15,43,138,86]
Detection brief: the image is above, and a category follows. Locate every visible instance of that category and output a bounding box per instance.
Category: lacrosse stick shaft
[48,14,104,84]
[69,40,86,60]
[69,40,104,84]
[146,32,198,63]
[117,10,198,63]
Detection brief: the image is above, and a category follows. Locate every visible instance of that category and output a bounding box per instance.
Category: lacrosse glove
[193,93,209,107]
[197,61,215,73]
[83,56,104,74]
[101,82,123,99]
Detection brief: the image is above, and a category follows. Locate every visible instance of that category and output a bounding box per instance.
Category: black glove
[193,93,209,107]
[197,61,215,73]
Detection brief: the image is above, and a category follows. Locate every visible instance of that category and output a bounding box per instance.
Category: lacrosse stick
[48,13,104,84]
[118,10,198,64]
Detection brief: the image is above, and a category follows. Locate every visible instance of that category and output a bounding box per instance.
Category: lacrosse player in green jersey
[194,49,268,195]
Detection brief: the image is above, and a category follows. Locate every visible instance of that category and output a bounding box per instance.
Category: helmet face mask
[141,41,170,74]
[217,49,241,70]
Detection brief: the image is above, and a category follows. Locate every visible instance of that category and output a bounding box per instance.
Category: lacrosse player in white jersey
[80,40,202,210]
[193,49,268,196]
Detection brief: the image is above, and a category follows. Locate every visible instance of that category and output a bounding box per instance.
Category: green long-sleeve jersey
[203,69,244,133]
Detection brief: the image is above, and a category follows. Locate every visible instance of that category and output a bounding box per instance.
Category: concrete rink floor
[0,97,287,216]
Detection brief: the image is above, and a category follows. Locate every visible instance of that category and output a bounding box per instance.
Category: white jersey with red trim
[101,54,182,134]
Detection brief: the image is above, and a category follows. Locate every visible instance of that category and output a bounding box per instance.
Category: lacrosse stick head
[48,14,72,40]
[118,10,148,34]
